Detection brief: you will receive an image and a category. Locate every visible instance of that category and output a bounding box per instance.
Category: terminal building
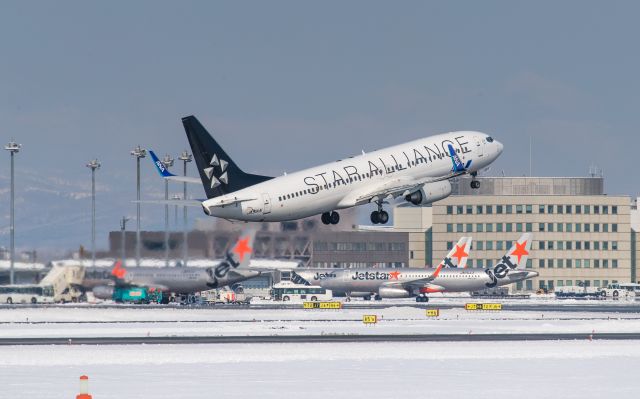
[102,175,639,293]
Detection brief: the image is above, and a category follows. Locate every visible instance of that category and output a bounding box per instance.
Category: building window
[486,205,493,214]
[594,205,600,214]
[476,205,483,214]
[526,259,532,269]
[612,205,618,214]
[557,205,563,214]
[557,223,563,232]
[547,205,554,214]
[603,205,609,214]
[576,241,582,250]
[526,204,533,214]
[557,280,564,287]
[447,224,453,233]
[603,241,609,250]
[466,223,473,233]
[613,259,618,268]
[603,223,609,233]
[566,241,572,250]
[538,259,545,268]
[476,241,484,250]
[576,259,582,268]
[567,259,572,268]
[457,205,464,214]
[516,223,523,232]
[594,241,600,250]
[486,223,493,232]
[446,241,453,250]
[497,205,503,214]
[516,205,523,214]
[566,205,572,214]
[506,205,513,214]
[576,205,582,214]
[526,280,533,290]
[547,259,554,268]
[506,223,513,232]
[497,241,504,251]
[456,224,463,233]
[477,259,484,268]
[547,241,554,250]
[612,224,618,232]
[594,259,600,268]
[584,259,590,268]
[612,241,618,250]
[594,224,600,232]
[557,259,564,268]
[557,241,564,250]
[466,205,473,214]
[486,241,493,250]
[539,204,545,213]
[584,223,590,232]
[566,223,572,232]
[576,223,581,233]
[585,241,591,250]
[446,206,453,215]
[584,205,590,214]
[603,259,609,268]
[547,223,554,232]
[476,223,484,232]
[496,223,503,232]
[539,223,545,232]
[538,241,544,250]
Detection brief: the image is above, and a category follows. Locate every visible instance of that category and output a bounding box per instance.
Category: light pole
[161,154,174,267]
[120,217,130,263]
[5,139,21,285]
[86,159,101,267]
[130,145,146,266]
[178,150,192,266]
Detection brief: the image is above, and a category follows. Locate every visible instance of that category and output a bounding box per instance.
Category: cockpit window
[486,136,494,143]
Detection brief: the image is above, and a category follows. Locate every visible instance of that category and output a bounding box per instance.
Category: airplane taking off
[291,237,473,300]
[150,116,503,224]
[92,229,258,299]
[291,234,536,302]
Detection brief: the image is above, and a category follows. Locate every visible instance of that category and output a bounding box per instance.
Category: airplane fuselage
[203,131,502,221]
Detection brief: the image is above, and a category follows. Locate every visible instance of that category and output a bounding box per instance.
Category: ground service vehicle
[0,285,55,304]
[271,281,333,301]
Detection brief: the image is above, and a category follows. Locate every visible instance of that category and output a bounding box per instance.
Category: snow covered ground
[0,305,639,338]
[1,341,639,398]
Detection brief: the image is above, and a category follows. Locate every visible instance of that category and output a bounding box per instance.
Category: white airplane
[150,116,503,224]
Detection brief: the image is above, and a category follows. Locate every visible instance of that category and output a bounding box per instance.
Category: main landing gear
[370,200,389,224]
[470,172,481,189]
[321,211,340,225]
[415,294,429,303]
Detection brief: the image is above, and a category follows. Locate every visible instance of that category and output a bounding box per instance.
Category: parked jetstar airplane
[291,234,536,302]
[92,229,258,299]
[149,116,503,224]
[291,237,473,300]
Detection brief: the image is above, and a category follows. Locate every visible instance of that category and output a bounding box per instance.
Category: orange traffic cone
[76,375,93,399]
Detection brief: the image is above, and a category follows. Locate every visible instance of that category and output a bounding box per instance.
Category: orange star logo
[233,236,252,262]
[511,241,529,264]
[111,260,127,279]
[452,244,469,264]
[389,271,401,280]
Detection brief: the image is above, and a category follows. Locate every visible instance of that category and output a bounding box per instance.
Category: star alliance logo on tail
[203,154,229,189]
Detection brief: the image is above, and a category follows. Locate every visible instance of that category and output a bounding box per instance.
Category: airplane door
[475,136,484,157]
[262,193,272,214]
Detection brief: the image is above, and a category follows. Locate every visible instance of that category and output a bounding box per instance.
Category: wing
[134,199,205,207]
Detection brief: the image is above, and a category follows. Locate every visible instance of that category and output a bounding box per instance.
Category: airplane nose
[495,140,504,155]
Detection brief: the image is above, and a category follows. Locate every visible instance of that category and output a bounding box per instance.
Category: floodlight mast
[178,150,192,266]
[130,145,146,266]
[86,159,101,267]
[4,139,21,285]
[161,154,174,267]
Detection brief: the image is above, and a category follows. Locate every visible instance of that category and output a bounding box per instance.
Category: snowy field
[1,341,639,398]
[0,305,639,337]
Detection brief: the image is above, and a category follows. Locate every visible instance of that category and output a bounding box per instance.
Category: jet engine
[405,180,452,205]
[378,287,412,298]
[92,285,114,300]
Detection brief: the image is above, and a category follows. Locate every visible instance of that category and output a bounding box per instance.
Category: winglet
[447,144,467,172]
[149,150,176,178]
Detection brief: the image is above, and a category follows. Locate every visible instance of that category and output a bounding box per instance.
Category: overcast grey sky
[1,1,639,252]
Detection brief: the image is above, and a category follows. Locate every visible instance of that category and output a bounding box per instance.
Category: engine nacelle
[92,285,114,300]
[378,287,412,298]
[405,180,452,205]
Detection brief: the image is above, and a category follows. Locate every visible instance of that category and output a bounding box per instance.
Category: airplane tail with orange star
[431,236,473,278]
[503,233,532,269]
[225,227,258,270]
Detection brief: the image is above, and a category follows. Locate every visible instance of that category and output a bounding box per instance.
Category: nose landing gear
[321,211,340,225]
[470,172,481,189]
[416,294,429,303]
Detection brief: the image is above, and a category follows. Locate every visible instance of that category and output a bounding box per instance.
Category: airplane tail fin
[110,260,127,281]
[431,236,472,277]
[502,233,532,269]
[181,116,273,199]
[149,150,176,178]
[225,227,258,269]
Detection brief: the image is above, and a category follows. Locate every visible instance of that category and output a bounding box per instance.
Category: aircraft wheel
[374,295,382,301]
[364,295,371,301]
[6,297,12,304]
[282,296,290,302]
[31,297,37,304]
[321,212,331,225]
[330,211,340,225]
[370,211,380,224]
[378,211,389,224]
[471,180,481,189]
[310,296,318,302]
